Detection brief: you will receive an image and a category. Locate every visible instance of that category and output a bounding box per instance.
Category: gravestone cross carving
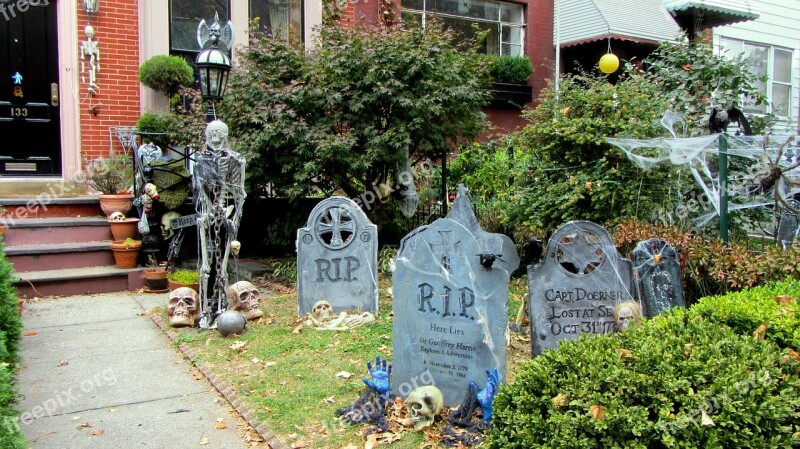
[297,197,378,316]
[632,239,685,317]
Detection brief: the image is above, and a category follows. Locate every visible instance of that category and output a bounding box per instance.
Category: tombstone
[632,239,685,317]
[446,184,520,274]
[528,221,635,356]
[392,218,512,406]
[297,197,378,316]
[775,200,800,250]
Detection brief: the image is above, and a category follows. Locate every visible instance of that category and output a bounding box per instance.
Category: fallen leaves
[321,396,336,404]
[753,324,767,341]
[336,371,353,379]
[199,436,209,445]
[23,332,37,337]
[229,340,248,352]
[91,430,104,437]
[76,422,93,429]
[551,393,567,408]
[58,360,69,367]
[589,404,606,421]
[701,410,715,427]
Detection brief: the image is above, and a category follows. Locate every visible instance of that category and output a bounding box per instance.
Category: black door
[0,0,61,176]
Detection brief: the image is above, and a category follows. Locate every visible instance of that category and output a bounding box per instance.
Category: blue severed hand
[362,355,391,397]
[476,368,499,422]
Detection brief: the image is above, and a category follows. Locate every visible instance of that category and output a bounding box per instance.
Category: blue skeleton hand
[476,368,499,422]
[362,355,391,397]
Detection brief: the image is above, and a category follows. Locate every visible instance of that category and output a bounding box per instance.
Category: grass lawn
[156,274,530,448]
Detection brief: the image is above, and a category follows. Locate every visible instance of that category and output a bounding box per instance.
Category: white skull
[109,211,126,221]
[406,386,443,430]
[227,281,263,320]
[161,211,180,240]
[205,120,229,151]
[311,300,333,323]
[614,301,641,332]
[167,287,198,327]
[230,240,241,256]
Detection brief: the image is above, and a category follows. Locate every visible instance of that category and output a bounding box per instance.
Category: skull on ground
[406,385,443,431]
[311,300,333,323]
[227,281,263,320]
[167,287,198,327]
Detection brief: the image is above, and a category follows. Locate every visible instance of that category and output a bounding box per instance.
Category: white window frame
[401,0,526,56]
[718,37,794,118]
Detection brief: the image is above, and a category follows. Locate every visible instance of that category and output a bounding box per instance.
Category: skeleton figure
[304,300,375,330]
[141,183,160,214]
[194,120,246,329]
[161,211,180,240]
[80,25,101,94]
[406,386,443,430]
[167,287,199,327]
[227,281,263,320]
[614,301,643,332]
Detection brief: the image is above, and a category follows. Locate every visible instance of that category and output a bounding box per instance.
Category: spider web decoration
[607,111,799,227]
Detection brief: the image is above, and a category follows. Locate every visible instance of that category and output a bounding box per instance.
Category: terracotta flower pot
[168,280,200,292]
[109,239,141,269]
[108,217,140,241]
[99,193,135,217]
[144,268,169,292]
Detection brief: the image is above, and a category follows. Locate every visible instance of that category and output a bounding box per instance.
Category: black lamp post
[195,30,232,122]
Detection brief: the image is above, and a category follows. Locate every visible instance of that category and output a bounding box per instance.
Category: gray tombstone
[528,221,635,356]
[775,200,800,250]
[392,218,510,407]
[297,197,378,316]
[446,184,520,274]
[632,239,685,317]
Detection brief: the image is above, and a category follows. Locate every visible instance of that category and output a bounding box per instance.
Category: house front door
[0,0,61,176]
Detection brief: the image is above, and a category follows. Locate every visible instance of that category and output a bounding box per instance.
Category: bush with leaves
[642,38,769,135]
[488,306,800,448]
[138,55,194,98]
[0,244,26,448]
[220,23,490,225]
[504,72,681,235]
[488,55,533,85]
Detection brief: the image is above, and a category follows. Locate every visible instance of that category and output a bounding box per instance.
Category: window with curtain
[170,0,231,55]
[401,0,525,56]
[719,38,793,118]
[250,0,304,45]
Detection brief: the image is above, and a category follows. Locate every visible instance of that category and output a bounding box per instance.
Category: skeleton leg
[197,215,213,329]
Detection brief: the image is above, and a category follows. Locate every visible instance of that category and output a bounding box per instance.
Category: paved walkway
[17,292,250,449]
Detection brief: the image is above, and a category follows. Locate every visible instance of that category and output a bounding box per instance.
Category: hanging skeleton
[193,120,246,329]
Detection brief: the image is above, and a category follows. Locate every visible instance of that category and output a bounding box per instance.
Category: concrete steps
[0,197,144,298]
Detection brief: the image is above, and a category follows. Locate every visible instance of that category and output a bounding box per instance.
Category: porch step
[0,196,102,219]
[13,266,146,298]
[4,217,111,245]
[6,241,114,272]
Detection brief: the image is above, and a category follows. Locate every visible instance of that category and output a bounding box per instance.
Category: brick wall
[77,0,140,165]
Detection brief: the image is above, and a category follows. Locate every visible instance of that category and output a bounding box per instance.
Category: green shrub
[0,244,25,448]
[136,111,180,148]
[488,309,800,448]
[168,269,198,284]
[138,55,194,98]
[488,55,533,85]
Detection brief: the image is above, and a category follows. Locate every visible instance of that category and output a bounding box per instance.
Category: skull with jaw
[167,287,198,327]
[161,211,180,240]
[406,386,443,430]
[614,301,642,332]
[311,300,333,323]
[227,281,263,320]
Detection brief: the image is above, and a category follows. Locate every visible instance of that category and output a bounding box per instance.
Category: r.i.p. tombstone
[297,197,378,316]
[529,221,635,355]
[392,218,511,406]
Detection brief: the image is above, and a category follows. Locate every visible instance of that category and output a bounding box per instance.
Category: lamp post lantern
[196,13,234,122]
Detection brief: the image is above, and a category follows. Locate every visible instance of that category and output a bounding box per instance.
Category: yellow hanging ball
[598,53,620,74]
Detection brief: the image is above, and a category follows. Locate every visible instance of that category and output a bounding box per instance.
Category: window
[250,0,304,45]
[401,0,525,56]
[170,1,231,55]
[719,38,794,117]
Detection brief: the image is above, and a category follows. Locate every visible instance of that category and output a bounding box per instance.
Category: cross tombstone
[297,197,378,316]
[528,221,635,356]
[632,239,685,317]
[392,217,512,406]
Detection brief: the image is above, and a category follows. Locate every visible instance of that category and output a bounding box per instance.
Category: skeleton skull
[614,301,642,332]
[406,386,443,431]
[167,287,198,327]
[205,120,229,151]
[227,281,263,320]
[230,240,241,256]
[109,211,126,222]
[161,211,180,240]
[311,300,333,323]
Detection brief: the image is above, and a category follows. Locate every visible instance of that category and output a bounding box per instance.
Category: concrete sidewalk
[16,292,251,449]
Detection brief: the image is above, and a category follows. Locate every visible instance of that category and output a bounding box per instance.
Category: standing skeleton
[194,120,246,329]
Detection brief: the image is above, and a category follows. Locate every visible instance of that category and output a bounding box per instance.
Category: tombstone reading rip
[632,239,685,317]
[528,221,635,356]
[392,218,511,406]
[446,184,520,274]
[297,197,378,316]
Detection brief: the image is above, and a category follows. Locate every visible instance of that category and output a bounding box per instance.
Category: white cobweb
[607,111,798,227]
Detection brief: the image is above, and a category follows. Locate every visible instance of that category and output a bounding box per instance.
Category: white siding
[557,0,681,46]
[713,0,800,133]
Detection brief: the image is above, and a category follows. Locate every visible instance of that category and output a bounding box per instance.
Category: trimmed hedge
[489,289,800,448]
[0,242,26,448]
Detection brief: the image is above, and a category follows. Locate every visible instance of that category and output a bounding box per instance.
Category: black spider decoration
[477,253,503,271]
[708,107,752,136]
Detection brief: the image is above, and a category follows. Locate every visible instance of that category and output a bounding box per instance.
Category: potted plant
[487,55,534,107]
[107,212,140,241]
[143,256,169,292]
[84,155,135,217]
[167,268,199,292]
[109,237,141,269]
